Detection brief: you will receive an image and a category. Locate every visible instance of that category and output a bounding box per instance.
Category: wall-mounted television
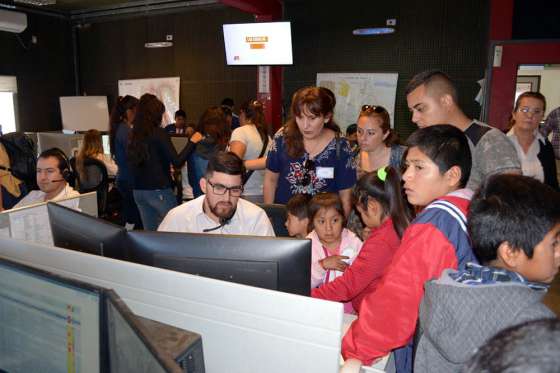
[223,21,293,65]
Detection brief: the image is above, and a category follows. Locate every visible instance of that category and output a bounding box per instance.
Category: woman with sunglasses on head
[347,105,406,239]
[229,99,271,203]
[506,92,558,190]
[356,105,405,178]
[264,87,357,217]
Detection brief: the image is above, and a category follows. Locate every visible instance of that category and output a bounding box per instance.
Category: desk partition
[0,237,344,373]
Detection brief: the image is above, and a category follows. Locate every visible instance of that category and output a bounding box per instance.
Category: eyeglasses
[207,180,243,196]
[361,105,388,114]
[300,159,316,186]
[518,107,544,116]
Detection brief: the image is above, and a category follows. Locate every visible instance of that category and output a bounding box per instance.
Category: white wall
[517,66,560,117]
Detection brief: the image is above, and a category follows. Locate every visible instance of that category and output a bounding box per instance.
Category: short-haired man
[13,148,80,209]
[406,70,521,190]
[165,109,192,135]
[158,151,275,236]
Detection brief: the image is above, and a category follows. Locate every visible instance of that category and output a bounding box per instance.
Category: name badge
[316,167,334,179]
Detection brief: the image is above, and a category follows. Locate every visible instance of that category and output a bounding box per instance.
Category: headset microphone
[50,179,66,183]
[203,217,232,233]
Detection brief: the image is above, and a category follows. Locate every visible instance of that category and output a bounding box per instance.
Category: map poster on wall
[316,73,399,132]
[118,77,180,126]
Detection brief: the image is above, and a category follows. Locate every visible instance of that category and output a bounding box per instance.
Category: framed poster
[515,75,541,103]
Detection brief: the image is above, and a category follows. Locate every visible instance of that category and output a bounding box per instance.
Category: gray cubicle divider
[36,132,84,157]
[0,191,97,246]
[170,136,189,153]
[0,237,345,373]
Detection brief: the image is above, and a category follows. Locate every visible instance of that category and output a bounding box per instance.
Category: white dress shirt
[13,183,80,209]
[507,129,545,183]
[158,195,275,236]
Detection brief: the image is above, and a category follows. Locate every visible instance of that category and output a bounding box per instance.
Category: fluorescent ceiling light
[144,42,173,48]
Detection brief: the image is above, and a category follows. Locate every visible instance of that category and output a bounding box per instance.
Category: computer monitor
[48,202,127,260]
[0,257,105,372]
[126,231,311,296]
[101,134,111,155]
[257,203,290,237]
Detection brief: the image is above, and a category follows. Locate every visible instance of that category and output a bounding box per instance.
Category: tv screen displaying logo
[223,22,293,65]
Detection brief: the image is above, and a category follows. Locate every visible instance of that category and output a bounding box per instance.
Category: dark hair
[464,318,560,373]
[205,151,245,178]
[221,98,234,108]
[284,87,340,158]
[197,106,230,148]
[39,147,70,174]
[128,93,165,166]
[240,99,268,144]
[508,91,547,130]
[109,95,138,159]
[346,123,357,136]
[353,167,412,238]
[405,124,472,187]
[308,192,345,230]
[286,194,312,220]
[358,105,398,146]
[405,70,458,103]
[175,109,186,119]
[468,174,560,263]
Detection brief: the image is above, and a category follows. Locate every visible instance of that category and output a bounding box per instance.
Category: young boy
[341,125,477,373]
[414,174,560,373]
[285,194,311,238]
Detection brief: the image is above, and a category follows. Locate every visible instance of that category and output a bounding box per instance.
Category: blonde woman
[76,129,118,179]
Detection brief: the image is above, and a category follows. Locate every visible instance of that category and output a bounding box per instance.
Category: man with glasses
[406,70,521,190]
[158,151,274,236]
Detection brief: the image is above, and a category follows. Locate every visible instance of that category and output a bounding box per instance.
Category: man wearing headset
[158,151,274,236]
[13,148,80,209]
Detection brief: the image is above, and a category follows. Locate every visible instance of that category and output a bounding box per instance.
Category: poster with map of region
[118,77,180,126]
[316,73,398,132]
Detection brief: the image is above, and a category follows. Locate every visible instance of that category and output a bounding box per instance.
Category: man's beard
[209,200,236,221]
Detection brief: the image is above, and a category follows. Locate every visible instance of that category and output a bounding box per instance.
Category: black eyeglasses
[207,180,243,196]
[361,105,388,114]
[300,159,316,186]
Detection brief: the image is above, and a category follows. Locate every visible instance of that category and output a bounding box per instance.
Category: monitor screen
[101,134,111,155]
[223,22,293,65]
[48,202,127,260]
[105,290,183,373]
[126,231,311,296]
[0,258,102,372]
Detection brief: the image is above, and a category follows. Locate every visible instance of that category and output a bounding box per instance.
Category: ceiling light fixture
[144,42,173,48]
[14,0,56,6]
[353,27,395,35]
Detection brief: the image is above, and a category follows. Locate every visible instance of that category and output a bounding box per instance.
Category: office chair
[257,203,290,237]
[73,157,109,218]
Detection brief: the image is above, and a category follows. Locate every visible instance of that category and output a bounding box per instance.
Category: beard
[209,200,236,221]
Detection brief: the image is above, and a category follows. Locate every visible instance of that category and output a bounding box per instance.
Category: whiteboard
[59,96,109,132]
[118,77,180,126]
[316,73,399,132]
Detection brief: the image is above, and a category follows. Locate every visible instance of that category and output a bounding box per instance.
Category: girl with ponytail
[311,166,412,313]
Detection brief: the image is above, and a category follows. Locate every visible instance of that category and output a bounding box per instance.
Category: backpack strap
[464,121,492,146]
[242,134,270,186]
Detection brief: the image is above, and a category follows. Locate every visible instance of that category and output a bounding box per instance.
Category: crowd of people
[1,69,559,372]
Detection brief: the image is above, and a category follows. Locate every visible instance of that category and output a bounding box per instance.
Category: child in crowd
[414,174,560,373]
[312,167,412,312]
[308,193,362,312]
[341,125,478,373]
[285,193,311,238]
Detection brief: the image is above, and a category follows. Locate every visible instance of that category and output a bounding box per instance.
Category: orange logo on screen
[246,36,268,49]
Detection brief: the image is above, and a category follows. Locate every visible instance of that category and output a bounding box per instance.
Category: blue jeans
[188,153,208,198]
[133,188,177,231]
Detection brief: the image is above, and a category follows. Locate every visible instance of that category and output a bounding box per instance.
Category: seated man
[158,151,275,236]
[165,109,192,136]
[13,148,79,209]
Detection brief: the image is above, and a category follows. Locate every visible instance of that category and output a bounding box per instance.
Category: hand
[361,227,371,241]
[190,131,204,143]
[340,358,362,373]
[320,255,349,272]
